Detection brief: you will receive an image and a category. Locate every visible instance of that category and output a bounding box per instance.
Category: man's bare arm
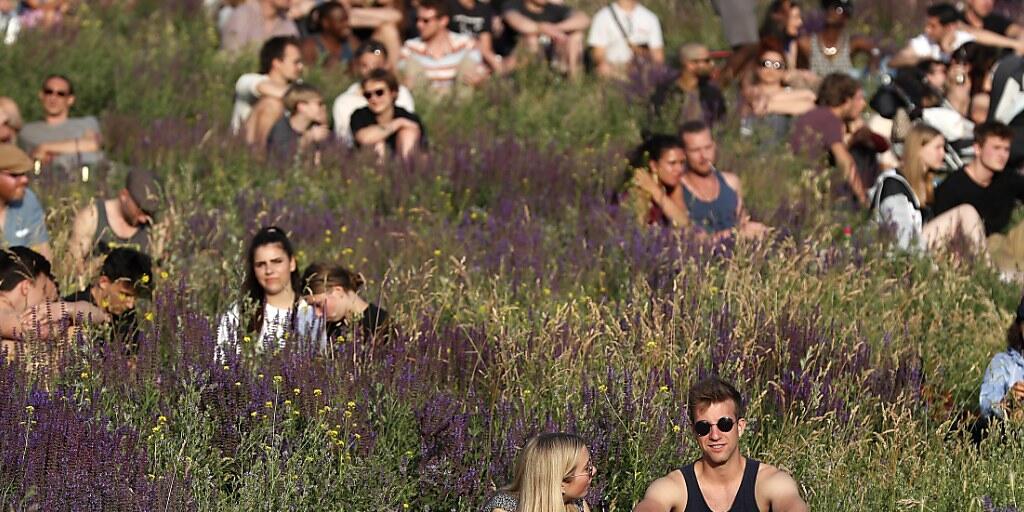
[763,470,809,512]
[633,475,683,512]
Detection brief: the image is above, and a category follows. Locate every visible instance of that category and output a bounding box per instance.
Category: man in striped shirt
[400,0,487,92]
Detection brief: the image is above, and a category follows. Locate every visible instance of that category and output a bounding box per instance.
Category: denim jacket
[980,349,1024,419]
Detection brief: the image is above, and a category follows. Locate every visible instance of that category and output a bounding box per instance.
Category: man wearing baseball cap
[0,144,51,261]
[69,167,163,275]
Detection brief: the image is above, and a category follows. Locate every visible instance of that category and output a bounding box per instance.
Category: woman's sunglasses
[762,60,784,70]
[363,88,388,100]
[693,417,735,437]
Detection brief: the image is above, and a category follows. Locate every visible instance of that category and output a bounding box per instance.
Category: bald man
[650,43,726,128]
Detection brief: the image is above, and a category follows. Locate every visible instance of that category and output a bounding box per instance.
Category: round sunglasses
[693,416,735,437]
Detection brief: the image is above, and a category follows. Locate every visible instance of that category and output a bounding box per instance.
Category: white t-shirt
[332,82,416,146]
[215,300,324,361]
[907,31,975,62]
[586,2,664,65]
[230,72,268,135]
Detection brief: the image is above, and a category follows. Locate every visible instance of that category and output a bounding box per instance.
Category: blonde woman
[872,123,985,253]
[483,433,595,512]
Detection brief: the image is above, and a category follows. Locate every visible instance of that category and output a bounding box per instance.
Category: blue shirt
[3,188,49,248]
[980,348,1024,419]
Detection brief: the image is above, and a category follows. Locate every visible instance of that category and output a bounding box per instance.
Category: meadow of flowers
[0,0,1023,510]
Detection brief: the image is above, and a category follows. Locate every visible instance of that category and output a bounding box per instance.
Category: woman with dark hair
[980,297,1024,421]
[301,262,389,342]
[740,45,816,141]
[626,134,690,228]
[350,68,427,160]
[215,226,320,359]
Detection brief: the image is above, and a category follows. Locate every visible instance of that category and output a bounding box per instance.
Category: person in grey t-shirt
[18,74,104,173]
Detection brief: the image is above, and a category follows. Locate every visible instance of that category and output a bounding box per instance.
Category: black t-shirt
[63,288,139,349]
[325,303,389,342]
[495,0,571,54]
[933,168,1024,234]
[650,78,727,127]
[447,0,495,37]
[350,106,428,153]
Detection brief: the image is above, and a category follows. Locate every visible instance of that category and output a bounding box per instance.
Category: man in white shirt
[587,0,663,78]
[333,41,415,146]
[229,36,303,145]
[891,2,1022,67]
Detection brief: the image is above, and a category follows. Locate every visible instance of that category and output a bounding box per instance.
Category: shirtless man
[634,377,808,512]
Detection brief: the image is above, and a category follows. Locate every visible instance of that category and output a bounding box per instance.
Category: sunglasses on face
[42,88,70,97]
[564,460,596,481]
[693,416,736,437]
[363,88,388,100]
[762,60,784,70]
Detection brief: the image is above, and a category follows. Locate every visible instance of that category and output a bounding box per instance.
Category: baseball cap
[125,167,161,215]
[0,144,33,175]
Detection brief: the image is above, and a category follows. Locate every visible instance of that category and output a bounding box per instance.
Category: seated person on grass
[933,122,1024,275]
[650,43,726,129]
[587,0,665,79]
[69,167,163,277]
[61,247,152,347]
[0,144,52,261]
[633,377,808,512]
[350,68,427,161]
[0,96,23,144]
[400,0,487,92]
[234,36,305,144]
[979,295,1024,428]
[220,0,299,54]
[0,247,59,362]
[301,262,389,343]
[333,40,416,146]
[628,134,689,228]
[446,0,506,74]
[299,1,355,68]
[19,74,104,172]
[678,120,769,241]
[266,83,331,162]
[497,0,590,77]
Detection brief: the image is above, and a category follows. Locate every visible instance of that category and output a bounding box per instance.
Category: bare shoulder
[755,462,807,511]
[721,171,742,189]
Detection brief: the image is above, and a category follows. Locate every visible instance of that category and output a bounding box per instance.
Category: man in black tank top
[69,167,161,275]
[633,377,807,512]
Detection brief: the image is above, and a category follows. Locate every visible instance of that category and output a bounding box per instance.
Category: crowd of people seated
[5,0,1024,508]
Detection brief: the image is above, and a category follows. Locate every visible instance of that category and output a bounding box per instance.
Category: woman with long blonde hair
[872,123,986,254]
[483,433,595,512]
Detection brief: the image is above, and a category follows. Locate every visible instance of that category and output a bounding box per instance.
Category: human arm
[633,474,684,512]
[762,89,816,116]
[245,98,285,146]
[888,44,924,68]
[354,116,418,147]
[31,130,101,159]
[633,170,689,228]
[722,172,768,239]
[850,35,881,71]
[959,25,1024,54]
[348,5,402,27]
[830,142,867,207]
[762,469,809,512]
[477,32,506,73]
[68,202,98,272]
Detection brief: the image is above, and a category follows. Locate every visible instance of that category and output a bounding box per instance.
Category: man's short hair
[282,83,322,113]
[679,120,710,147]
[100,248,153,296]
[42,74,74,95]
[418,0,449,17]
[687,376,745,423]
[974,121,1014,146]
[679,43,708,63]
[0,247,52,292]
[361,68,400,92]
[926,3,960,25]
[259,36,300,75]
[816,73,860,107]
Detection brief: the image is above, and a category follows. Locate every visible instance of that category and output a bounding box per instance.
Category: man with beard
[651,43,726,129]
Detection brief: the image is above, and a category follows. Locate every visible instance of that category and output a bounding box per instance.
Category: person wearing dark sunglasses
[332,41,416,146]
[350,68,427,161]
[19,74,104,173]
[634,377,807,512]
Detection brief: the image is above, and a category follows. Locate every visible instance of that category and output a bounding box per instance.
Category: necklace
[823,45,838,56]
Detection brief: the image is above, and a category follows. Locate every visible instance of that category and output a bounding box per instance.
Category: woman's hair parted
[502,432,588,512]
[242,226,300,332]
[301,262,365,296]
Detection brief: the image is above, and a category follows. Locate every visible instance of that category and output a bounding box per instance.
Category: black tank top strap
[732,458,761,512]
[92,197,109,250]
[680,463,711,512]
